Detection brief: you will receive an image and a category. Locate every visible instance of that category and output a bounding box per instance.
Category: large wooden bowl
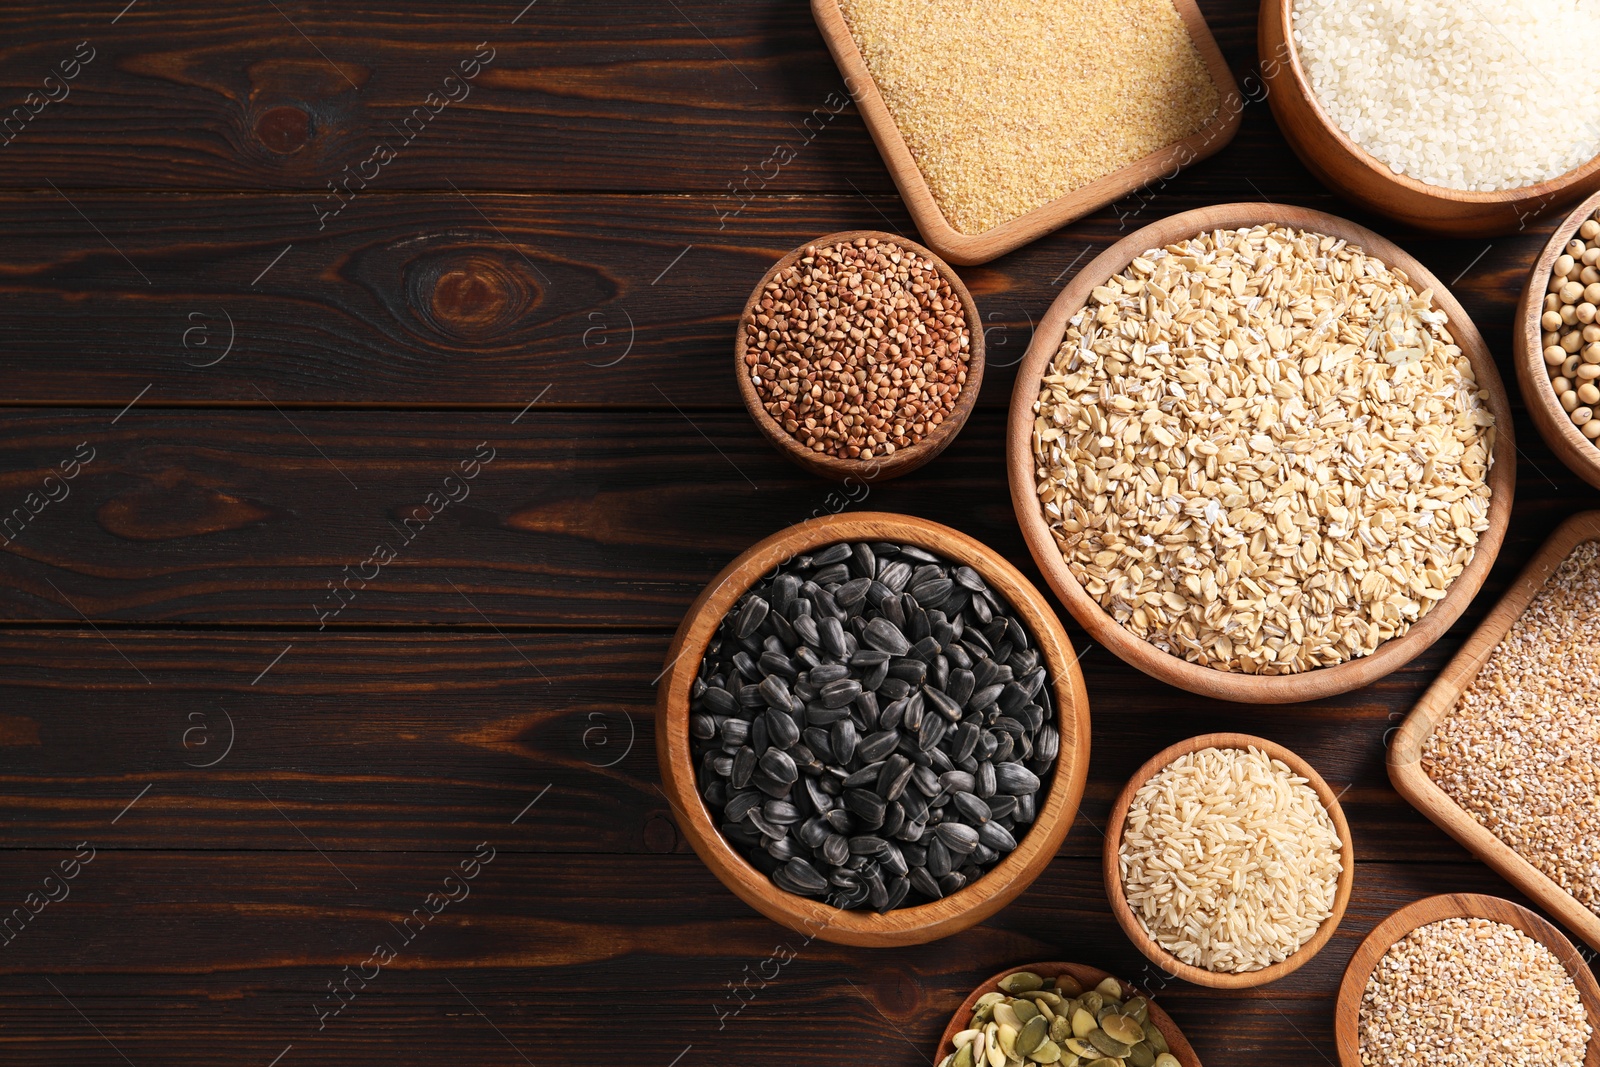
[1008,202,1516,703]
[1390,511,1600,954]
[656,511,1092,946]
[735,230,984,483]
[1104,733,1355,989]
[935,963,1203,1067]
[1334,895,1600,1067]
[1258,0,1600,236]
[812,0,1240,265]
[1514,191,1600,492]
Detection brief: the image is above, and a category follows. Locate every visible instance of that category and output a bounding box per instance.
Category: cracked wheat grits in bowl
[1007,204,1515,703]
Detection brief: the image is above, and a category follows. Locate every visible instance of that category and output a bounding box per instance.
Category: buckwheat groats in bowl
[737,231,983,481]
[1014,205,1515,700]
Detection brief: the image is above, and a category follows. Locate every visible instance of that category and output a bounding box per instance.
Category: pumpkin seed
[1071,1008,1099,1038]
[1127,1041,1155,1067]
[1049,1015,1071,1043]
[1032,1039,1062,1064]
[1016,1016,1048,1056]
[1087,1029,1131,1058]
[1122,998,1149,1024]
[1011,1000,1041,1025]
[1086,1059,1122,1067]
[954,1029,982,1048]
[1094,978,1123,999]
[997,1024,1018,1058]
[1101,1014,1145,1045]
[1142,1022,1169,1055]
[1155,1057,1181,1067]
[1081,992,1104,1015]
[954,1044,976,1067]
[1064,1038,1098,1058]
[999,971,1045,994]
[993,1002,1022,1030]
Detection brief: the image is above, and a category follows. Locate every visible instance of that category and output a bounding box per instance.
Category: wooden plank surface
[0,408,1586,627]
[2,0,1598,1064]
[0,191,1551,404]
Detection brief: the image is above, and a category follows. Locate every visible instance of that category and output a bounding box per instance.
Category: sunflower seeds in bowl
[688,540,1058,912]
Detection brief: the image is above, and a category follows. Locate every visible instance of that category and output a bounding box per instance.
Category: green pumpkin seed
[954,1044,976,1067]
[1101,1015,1145,1046]
[1020,990,1065,1010]
[1142,1022,1169,1055]
[1017,1015,1049,1056]
[1122,997,1149,1024]
[1087,1029,1132,1058]
[1127,1041,1155,1067]
[1012,1000,1041,1025]
[1000,971,1045,994]
[1032,1038,1062,1064]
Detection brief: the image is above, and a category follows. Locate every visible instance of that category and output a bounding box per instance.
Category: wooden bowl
[1103,733,1356,989]
[1334,895,1600,1067]
[935,963,1203,1067]
[1258,0,1600,236]
[656,511,1092,947]
[812,0,1240,265]
[1514,190,1600,492]
[1390,511,1600,954]
[734,230,984,483]
[1007,202,1517,703]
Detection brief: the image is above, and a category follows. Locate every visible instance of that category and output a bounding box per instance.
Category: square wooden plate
[1390,510,1600,952]
[811,0,1243,265]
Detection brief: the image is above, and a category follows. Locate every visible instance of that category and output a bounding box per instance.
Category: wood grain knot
[413,253,538,341]
[98,475,273,542]
[254,105,311,154]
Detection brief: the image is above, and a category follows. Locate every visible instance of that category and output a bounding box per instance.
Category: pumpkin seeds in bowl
[940,971,1186,1067]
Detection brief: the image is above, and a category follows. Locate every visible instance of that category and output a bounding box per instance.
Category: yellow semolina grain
[837,0,1223,234]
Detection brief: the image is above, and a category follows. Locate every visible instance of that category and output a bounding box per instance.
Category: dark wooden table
[1,2,1595,1064]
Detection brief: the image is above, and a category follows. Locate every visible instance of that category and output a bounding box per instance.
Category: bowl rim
[1006,201,1517,703]
[733,229,985,483]
[1513,189,1600,490]
[1332,894,1600,1067]
[1102,732,1356,989]
[1269,0,1600,206]
[933,961,1205,1067]
[655,511,1091,947]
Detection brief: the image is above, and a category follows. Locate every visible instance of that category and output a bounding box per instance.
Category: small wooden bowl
[935,963,1203,1067]
[656,511,1092,947]
[1390,511,1600,954]
[1514,190,1600,492]
[813,0,1240,265]
[734,230,984,483]
[1259,0,1600,236]
[1103,733,1356,989]
[1007,202,1517,703]
[1334,895,1600,1067]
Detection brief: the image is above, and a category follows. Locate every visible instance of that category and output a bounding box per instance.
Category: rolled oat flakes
[1032,224,1496,674]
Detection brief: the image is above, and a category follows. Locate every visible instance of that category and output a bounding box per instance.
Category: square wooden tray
[1390,510,1600,952]
[811,0,1242,265]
